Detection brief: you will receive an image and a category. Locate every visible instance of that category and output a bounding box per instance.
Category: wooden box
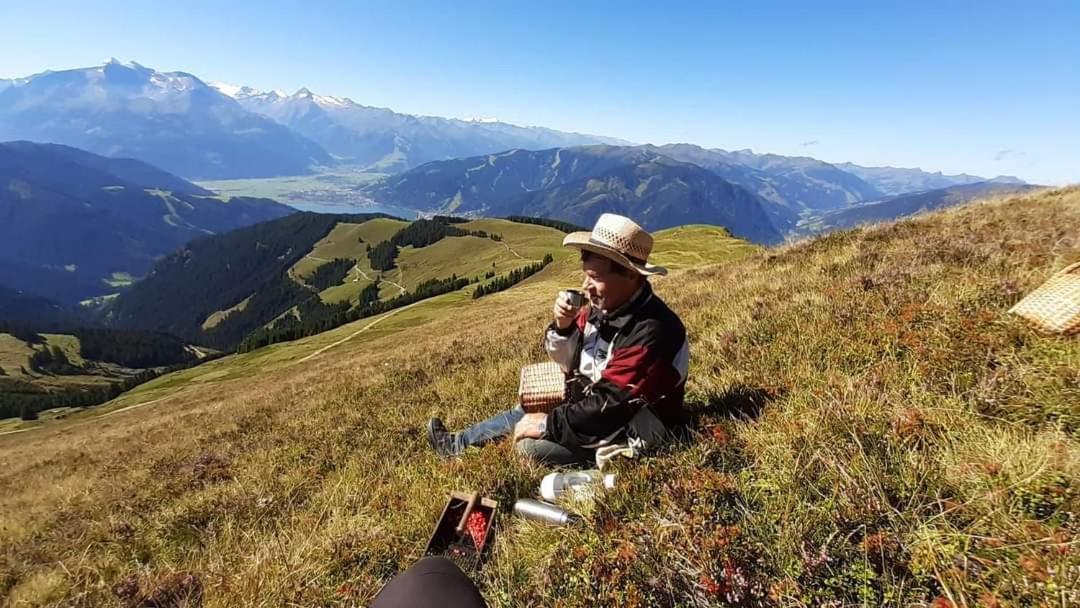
[424,491,498,572]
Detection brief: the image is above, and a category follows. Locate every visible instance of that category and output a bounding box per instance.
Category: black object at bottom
[370,556,487,608]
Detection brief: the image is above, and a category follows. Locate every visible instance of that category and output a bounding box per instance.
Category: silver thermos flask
[513,499,580,526]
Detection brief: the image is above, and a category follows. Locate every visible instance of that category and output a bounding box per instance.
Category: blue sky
[3,1,1079,184]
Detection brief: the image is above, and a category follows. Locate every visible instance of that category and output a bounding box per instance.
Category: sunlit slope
[290,218,409,279]
[651,224,761,270]
[1,189,1076,606]
[288,218,410,305]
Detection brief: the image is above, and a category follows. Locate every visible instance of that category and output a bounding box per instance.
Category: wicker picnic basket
[1008,262,1080,335]
[518,361,567,413]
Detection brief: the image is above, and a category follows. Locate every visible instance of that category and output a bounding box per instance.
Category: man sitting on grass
[427,213,690,466]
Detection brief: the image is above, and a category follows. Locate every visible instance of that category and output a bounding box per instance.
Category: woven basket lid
[1008,261,1080,335]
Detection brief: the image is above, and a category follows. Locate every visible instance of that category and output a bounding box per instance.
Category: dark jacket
[542,281,689,449]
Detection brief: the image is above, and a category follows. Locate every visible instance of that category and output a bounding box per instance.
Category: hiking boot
[427,417,462,458]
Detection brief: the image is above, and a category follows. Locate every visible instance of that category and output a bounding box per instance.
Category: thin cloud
[993,149,1025,161]
[799,139,820,147]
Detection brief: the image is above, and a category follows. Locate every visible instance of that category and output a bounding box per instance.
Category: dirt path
[298,299,425,363]
[98,395,173,418]
[351,264,372,282]
[0,394,182,439]
[383,279,406,294]
[381,267,407,295]
[498,240,541,262]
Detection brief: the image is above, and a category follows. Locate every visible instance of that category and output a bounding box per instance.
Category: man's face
[581,254,640,313]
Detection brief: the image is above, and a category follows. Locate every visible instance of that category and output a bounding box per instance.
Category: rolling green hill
[107,212,392,350]
[374,219,563,296]
[650,225,761,270]
[2,219,752,426]
[109,214,571,352]
[0,324,210,421]
[288,218,409,304]
[0,187,1074,606]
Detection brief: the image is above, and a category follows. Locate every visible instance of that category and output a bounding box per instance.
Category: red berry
[466,511,488,550]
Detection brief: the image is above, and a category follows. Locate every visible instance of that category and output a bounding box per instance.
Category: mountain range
[360,145,789,243]
[796,181,1040,234]
[0,59,1040,319]
[834,163,1025,197]
[0,60,621,179]
[652,144,884,213]
[0,141,293,303]
[0,60,332,179]
[1,60,1024,196]
[357,142,1039,244]
[214,83,626,172]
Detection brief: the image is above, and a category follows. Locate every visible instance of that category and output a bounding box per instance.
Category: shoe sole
[427,419,449,458]
[426,419,439,451]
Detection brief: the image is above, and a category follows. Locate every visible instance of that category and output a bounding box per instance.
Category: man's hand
[513,413,547,442]
[553,292,578,330]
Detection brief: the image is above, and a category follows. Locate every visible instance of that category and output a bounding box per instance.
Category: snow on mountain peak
[152,72,199,92]
[210,82,289,100]
[287,87,349,107]
[103,58,149,71]
[315,94,349,107]
[211,81,352,107]
[210,81,246,98]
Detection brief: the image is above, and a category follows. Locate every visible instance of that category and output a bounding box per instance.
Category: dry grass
[1,188,1078,607]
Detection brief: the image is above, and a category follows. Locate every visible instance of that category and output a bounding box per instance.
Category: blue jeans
[457,405,594,466]
[456,405,525,450]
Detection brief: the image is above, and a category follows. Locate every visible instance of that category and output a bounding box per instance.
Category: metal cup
[562,289,586,310]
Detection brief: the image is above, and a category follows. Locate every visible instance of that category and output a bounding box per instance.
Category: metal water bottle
[540,470,616,501]
[513,499,580,526]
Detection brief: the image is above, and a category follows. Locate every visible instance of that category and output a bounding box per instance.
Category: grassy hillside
[0,188,1077,606]
[0,331,197,391]
[186,216,567,350]
[108,212,393,350]
[651,225,761,271]
[0,327,208,425]
[374,219,568,299]
[285,217,567,306]
[286,219,409,305]
[796,182,1041,236]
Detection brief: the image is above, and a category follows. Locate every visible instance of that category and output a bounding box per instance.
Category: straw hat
[563,213,667,276]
